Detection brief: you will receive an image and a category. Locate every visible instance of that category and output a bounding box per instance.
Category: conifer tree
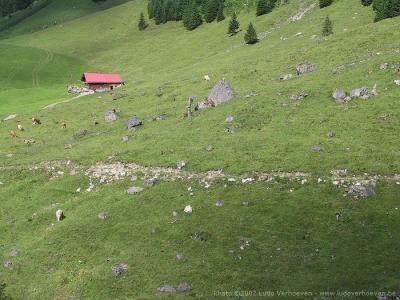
[183,1,203,30]
[138,12,147,30]
[244,22,258,44]
[256,0,270,16]
[319,0,333,9]
[204,0,219,22]
[322,15,333,36]
[228,12,239,35]
[216,1,225,22]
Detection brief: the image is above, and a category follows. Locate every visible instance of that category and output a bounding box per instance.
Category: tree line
[362,0,400,22]
[0,0,33,17]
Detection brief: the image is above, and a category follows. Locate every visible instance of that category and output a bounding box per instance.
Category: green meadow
[0,0,399,298]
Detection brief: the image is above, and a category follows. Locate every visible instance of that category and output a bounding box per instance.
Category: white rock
[76,187,81,193]
[184,205,193,213]
[56,209,65,221]
[394,80,400,86]
[204,75,210,81]
[3,114,17,121]
[301,179,307,185]
[242,178,254,184]
[228,178,236,182]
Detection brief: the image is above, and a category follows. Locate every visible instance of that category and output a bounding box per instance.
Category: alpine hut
[81,72,124,91]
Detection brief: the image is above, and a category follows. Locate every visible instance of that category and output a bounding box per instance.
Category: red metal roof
[82,73,124,84]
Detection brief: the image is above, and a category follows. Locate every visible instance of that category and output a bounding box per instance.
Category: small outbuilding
[81,72,124,91]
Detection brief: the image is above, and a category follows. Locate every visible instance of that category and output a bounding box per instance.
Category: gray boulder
[312,145,322,152]
[379,63,389,70]
[3,261,13,269]
[394,80,400,86]
[98,212,109,220]
[350,87,369,98]
[157,285,176,293]
[126,117,143,130]
[207,79,234,106]
[176,160,186,170]
[112,263,128,276]
[177,282,192,292]
[332,89,347,103]
[346,184,375,197]
[105,109,119,123]
[279,74,293,81]
[127,186,144,194]
[144,178,157,187]
[226,116,234,123]
[296,63,316,75]
[290,91,308,101]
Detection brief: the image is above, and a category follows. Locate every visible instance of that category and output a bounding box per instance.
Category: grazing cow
[60,121,67,129]
[56,210,65,221]
[23,138,35,145]
[9,130,17,138]
[32,118,41,125]
[204,75,210,81]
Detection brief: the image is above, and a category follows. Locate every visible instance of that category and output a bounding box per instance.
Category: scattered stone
[105,109,119,123]
[246,91,258,98]
[157,284,176,293]
[394,80,400,86]
[10,249,18,257]
[224,127,235,134]
[98,212,109,220]
[3,114,17,121]
[131,175,138,181]
[74,129,88,139]
[194,100,214,110]
[112,262,128,276]
[226,116,234,123]
[177,282,192,292]
[184,205,193,213]
[239,238,252,250]
[296,63,316,75]
[204,75,210,81]
[242,178,254,184]
[206,144,214,152]
[290,91,308,101]
[176,254,184,261]
[3,261,13,269]
[144,178,157,187]
[380,63,389,70]
[24,138,35,145]
[127,186,144,194]
[155,114,167,121]
[126,117,143,130]
[215,200,224,207]
[207,79,234,106]
[350,87,369,98]
[122,136,129,142]
[191,231,210,241]
[279,74,293,81]
[327,131,335,138]
[242,201,249,206]
[332,89,347,103]
[176,160,186,170]
[56,209,65,221]
[345,184,376,198]
[172,211,178,217]
[64,144,72,149]
[312,145,322,152]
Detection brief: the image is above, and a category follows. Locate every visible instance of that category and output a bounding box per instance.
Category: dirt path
[42,92,93,109]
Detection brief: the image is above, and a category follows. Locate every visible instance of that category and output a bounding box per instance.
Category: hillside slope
[0,0,399,299]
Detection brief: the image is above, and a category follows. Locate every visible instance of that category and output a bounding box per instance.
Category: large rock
[345,184,375,197]
[207,79,234,106]
[105,109,119,123]
[127,186,144,194]
[332,89,347,103]
[394,80,400,86]
[350,87,369,98]
[296,63,316,75]
[279,74,293,81]
[126,117,143,130]
[112,263,128,276]
[290,91,308,101]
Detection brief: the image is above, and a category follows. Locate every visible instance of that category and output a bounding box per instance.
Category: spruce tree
[256,0,270,16]
[204,0,219,22]
[361,0,372,6]
[228,12,239,35]
[244,22,258,44]
[183,1,203,30]
[216,1,225,22]
[322,15,333,36]
[138,12,147,31]
[319,0,333,9]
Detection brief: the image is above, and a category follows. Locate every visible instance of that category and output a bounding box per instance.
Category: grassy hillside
[0,0,399,299]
